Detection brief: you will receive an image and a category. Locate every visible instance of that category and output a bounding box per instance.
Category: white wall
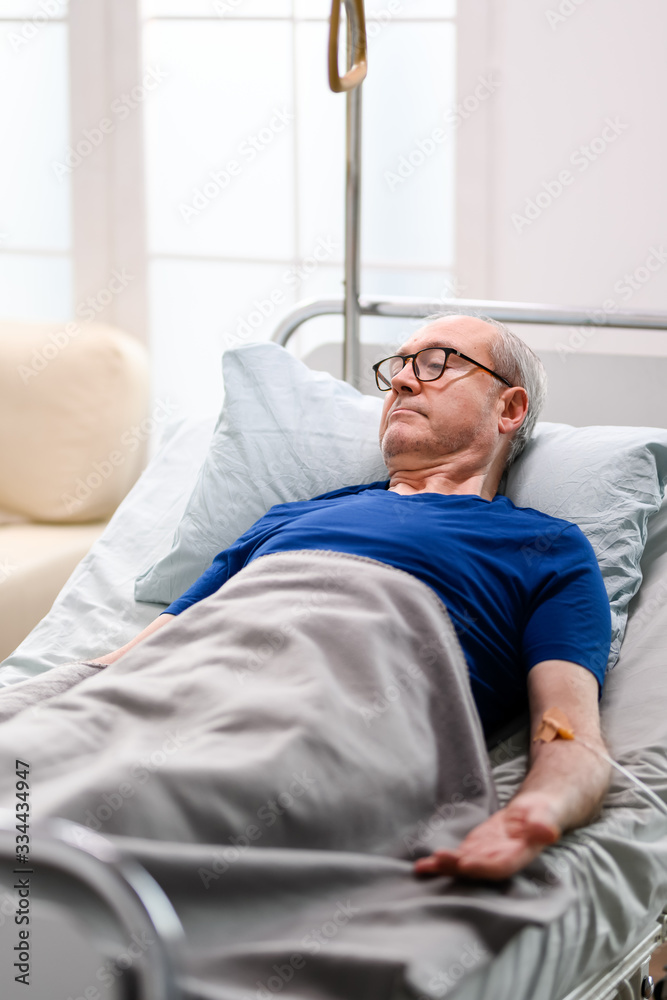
[456,0,667,427]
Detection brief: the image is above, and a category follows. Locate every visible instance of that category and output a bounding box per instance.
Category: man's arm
[87,613,176,666]
[414,659,611,880]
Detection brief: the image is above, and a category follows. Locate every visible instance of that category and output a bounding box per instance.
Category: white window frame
[68,0,148,342]
[67,1,468,344]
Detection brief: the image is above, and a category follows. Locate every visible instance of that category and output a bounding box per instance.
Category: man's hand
[414,660,610,881]
[414,791,560,880]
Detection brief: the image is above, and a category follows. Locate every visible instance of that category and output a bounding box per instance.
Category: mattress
[2,415,667,1000]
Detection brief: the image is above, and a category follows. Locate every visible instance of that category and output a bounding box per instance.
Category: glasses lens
[414,348,447,381]
[376,356,404,388]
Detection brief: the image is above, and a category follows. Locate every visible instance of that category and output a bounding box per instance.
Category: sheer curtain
[141,0,457,415]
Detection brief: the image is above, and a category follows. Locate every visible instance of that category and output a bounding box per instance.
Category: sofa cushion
[0,321,150,522]
[0,522,107,660]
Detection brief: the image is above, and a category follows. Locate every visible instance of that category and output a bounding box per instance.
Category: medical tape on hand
[535,707,667,820]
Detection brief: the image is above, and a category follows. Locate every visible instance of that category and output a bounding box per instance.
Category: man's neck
[387,478,495,500]
[386,464,502,501]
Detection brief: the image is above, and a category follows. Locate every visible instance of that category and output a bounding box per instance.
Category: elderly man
[90,314,612,882]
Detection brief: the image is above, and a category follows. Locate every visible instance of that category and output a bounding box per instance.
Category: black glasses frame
[372,347,513,391]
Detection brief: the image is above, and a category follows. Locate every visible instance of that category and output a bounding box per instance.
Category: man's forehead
[397,316,496,355]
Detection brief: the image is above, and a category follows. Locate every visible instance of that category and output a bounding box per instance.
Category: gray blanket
[0,550,573,999]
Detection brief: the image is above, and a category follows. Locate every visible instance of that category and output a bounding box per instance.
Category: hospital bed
[0,295,666,1000]
[2,2,667,997]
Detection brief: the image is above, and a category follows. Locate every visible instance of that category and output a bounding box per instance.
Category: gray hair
[423,311,548,468]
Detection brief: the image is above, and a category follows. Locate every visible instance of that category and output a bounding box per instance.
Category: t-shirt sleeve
[521,523,611,686]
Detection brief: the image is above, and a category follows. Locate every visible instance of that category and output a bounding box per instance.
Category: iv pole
[328,0,368,389]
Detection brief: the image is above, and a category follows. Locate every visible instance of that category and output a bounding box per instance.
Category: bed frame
[1,4,666,999]
[1,802,666,1000]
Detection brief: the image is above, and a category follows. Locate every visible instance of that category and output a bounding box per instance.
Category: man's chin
[380,432,429,466]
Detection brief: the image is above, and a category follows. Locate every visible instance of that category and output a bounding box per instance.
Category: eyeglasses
[372,347,513,391]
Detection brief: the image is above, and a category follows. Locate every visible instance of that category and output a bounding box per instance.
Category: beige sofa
[0,321,150,660]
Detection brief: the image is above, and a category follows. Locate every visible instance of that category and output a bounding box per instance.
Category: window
[0,0,72,320]
[141,0,457,413]
[2,0,457,417]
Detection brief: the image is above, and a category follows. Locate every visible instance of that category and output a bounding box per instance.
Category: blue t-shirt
[165,482,611,735]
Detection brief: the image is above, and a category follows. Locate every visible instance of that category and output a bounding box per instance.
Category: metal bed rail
[560,911,667,1000]
[0,810,185,999]
[0,3,662,999]
[271,293,667,351]
[0,799,664,1000]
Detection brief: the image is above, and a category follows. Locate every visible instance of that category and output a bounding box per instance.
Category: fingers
[414,841,533,881]
[414,850,460,876]
[413,807,561,881]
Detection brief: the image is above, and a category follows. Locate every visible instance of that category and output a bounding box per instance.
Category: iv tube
[534,707,667,820]
[576,737,667,821]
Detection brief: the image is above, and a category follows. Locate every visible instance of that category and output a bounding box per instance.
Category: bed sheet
[0,415,215,686]
[437,498,667,1000]
[2,416,667,1000]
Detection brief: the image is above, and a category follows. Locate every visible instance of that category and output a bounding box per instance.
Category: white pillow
[134,343,387,604]
[135,343,667,671]
[504,423,667,667]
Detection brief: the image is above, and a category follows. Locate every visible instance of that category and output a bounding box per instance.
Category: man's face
[378,316,508,471]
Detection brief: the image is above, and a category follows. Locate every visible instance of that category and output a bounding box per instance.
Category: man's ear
[498,386,529,436]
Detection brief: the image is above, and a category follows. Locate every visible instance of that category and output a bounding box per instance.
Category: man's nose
[391,357,421,392]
